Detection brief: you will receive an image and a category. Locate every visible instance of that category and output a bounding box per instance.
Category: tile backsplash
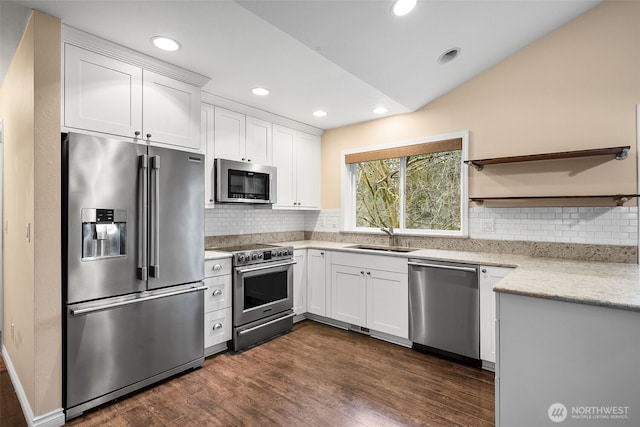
[205,205,638,247]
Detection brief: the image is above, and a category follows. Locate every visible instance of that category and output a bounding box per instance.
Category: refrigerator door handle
[137,155,149,280]
[150,155,160,278]
[70,284,207,316]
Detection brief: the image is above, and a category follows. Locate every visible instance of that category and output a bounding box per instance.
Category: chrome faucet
[380,226,395,247]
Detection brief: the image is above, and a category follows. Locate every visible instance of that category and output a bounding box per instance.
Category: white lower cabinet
[204,257,233,355]
[479,265,513,364]
[293,250,307,316]
[307,249,328,316]
[330,264,367,326]
[330,252,408,340]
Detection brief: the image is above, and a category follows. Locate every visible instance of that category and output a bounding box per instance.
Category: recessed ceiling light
[151,36,181,52]
[251,87,270,96]
[438,48,461,64]
[373,107,388,114]
[393,0,417,17]
[313,110,327,118]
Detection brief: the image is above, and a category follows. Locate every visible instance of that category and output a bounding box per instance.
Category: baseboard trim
[1,346,65,427]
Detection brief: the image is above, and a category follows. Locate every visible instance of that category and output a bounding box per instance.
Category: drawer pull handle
[213,323,223,330]
[213,264,222,271]
[212,289,223,296]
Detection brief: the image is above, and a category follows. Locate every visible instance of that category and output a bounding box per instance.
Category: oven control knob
[238,254,245,263]
[258,253,263,259]
[287,249,293,255]
[279,250,285,256]
[271,250,277,257]
[251,253,258,260]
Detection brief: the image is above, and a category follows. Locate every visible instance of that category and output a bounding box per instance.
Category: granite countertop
[277,240,640,312]
[204,250,232,260]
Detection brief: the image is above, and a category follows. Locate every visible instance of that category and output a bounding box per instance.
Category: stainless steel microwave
[215,158,277,204]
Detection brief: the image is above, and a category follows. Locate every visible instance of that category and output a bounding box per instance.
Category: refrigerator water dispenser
[81,208,126,260]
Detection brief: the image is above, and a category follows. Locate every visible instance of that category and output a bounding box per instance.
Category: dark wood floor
[1,354,28,427]
[2,321,495,426]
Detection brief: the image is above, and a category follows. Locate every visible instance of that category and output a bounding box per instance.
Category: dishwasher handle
[408,261,477,273]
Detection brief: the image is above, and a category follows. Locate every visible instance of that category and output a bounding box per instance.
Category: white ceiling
[5,0,603,130]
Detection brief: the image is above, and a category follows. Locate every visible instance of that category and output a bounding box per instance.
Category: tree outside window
[345,133,467,236]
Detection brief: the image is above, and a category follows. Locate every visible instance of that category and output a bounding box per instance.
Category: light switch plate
[480,218,495,233]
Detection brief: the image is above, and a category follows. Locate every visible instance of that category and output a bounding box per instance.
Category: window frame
[341,131,469,237]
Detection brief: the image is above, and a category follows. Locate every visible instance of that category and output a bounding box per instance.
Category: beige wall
[1,10,61,416]
[321,0,640,208]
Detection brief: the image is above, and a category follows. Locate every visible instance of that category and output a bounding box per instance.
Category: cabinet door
[296,132,321,209]
[214,107,245,161]
[330,264,366,326]
[293,250,307,316]
[202,103,215,207]
[272,125,296,207]
[143,70,201,151]
[367,270,408,338]
[245,116,272,165]
[307,249,327,316]
[480,266,513,363]
[64,44,142,138]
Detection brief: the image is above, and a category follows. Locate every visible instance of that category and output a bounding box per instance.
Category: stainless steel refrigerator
[62,133,205,420]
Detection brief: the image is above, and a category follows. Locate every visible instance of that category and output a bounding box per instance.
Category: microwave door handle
[137,155,148,280]
[150,155,160,278]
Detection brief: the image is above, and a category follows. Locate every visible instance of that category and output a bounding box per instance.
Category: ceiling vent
[438,48,461,64]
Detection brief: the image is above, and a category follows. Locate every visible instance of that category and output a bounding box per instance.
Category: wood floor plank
[1,320,495,426]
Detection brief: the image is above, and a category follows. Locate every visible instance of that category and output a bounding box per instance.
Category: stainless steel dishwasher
[408,258,480,365]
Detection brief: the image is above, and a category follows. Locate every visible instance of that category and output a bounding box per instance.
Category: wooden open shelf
[470,195,639,206]
[465,146,630,171]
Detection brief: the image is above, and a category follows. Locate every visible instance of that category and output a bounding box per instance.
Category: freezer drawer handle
[238,313,296,336]
[235,260,296,274]
[408,261,477,273]
[70,285,207,316]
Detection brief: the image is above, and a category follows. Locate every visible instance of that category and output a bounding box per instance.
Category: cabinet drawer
[204,275,231,312]
[204,257,232,278]
[204,307,232,348]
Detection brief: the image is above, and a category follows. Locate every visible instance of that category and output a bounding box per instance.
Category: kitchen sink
[347,244,418,253]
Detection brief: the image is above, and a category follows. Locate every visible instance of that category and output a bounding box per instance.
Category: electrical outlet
[480,219,495,233]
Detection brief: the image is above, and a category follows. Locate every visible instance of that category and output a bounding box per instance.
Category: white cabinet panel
[272,125,296,207]
[204,307,232,348]
[480,266,513,363]
[64,44,201,151]
[307,249,327,316]
[204,275,231,313]
[367,269,408,339]
[272,124,320,209]
[64,44,142,138]
[204,258,232,277]
[331,264,367,326]
[202,103,215,207]
[214,107,245,161]
[296,131,321,209]
[143,70,201,151]
[245,116,272,165]
[293,250,307,315]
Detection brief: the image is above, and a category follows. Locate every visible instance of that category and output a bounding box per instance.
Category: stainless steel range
[215,243,295,351]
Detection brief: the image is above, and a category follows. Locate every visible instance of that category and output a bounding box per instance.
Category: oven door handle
[235,260,297,274]
[238,312,296,336]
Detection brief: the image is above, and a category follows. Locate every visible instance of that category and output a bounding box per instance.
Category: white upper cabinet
[64,44,143,139]
[202,103,215,208]
[213,107,272,165]
[245,116,272,165]
[213,107,245,161]
[272,124,321,210]
[142,70,201,151]
[63,41,204,152]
